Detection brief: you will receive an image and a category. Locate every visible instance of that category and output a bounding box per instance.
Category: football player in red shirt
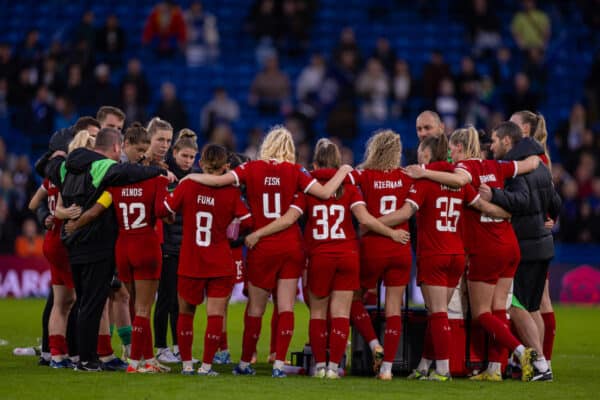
[65,124,170,373]
[182,126,352,377]
[510,111,556,371]
[244,139,409,379]
[347,129,414,380]
[404,127,540,381]
[157,144,252,376]
[375,134,517,381]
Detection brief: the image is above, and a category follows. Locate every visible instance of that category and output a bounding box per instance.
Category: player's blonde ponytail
[359,129,402,170]
[450,126,480,160]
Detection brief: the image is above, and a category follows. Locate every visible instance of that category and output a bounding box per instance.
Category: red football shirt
[350,168,413,256]
[293,170,364,255]
[107,176,169,236]
[454,159,518,253]
[158,180,251,278]
[42,178,62,243]
[231,160,316,251]
[406,179,479,257]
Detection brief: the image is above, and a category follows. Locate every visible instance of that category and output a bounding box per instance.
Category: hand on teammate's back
[478,183,492,201]
[391,229,410,244]
[64,205,82,220]
[403,165,426,179]
[244,232,260,249]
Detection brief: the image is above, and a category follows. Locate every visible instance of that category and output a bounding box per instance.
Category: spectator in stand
[524,48,548,95]
[372,37,396,75]
[280,0,316,57]
[142,1,187,58]
[0,196,17,253]
[466,0,501,59]
[73,11,96,51]
[492,47,516,91]
[0,43,17,82]
[296,53,327,120]
[54,96,79,131]
[64,64,88,107]
[247,0,280,43]
[575,152,597,200]
[95,14,126,67]
[120,58,151,107]
[0,171,19,221]
[91,63,118,109]
[455,56,481,105]
[120,83,148,127]
[391,59,411,118]
[16,29,44,67]
[184,1,219,66]
[435,78,459,132]
[200,87,239,136]
[356,58,390,122]
[14,218,44,258]
[557,179,580,242]
[323,50,359,140]
[586,51,600,121]
[40,57,65,97]
[555,103,588,162]
[0,79,8,121]
[333,27,362,68]
[423,50,452,100]
[504,72,539,116]
[8,67,37,107]
[20,85,55,137]
[511,0,551,51]
[13,154,36,212]
[209,123,236,151]
[156,81,188,132]
[249,54,291,115]
[242,126,263,160]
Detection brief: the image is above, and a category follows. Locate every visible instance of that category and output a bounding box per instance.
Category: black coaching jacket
[490,138,562,262]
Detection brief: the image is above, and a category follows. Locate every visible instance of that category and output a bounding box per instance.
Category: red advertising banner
[0,256,51,298]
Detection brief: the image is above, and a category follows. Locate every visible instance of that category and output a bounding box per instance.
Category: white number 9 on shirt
[380,195,397,215]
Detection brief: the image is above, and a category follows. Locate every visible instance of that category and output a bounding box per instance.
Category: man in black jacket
[480,121,561,381]
[46,128,166,371]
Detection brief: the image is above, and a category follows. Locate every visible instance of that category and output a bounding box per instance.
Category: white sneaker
[325,369,340,379]
[156,348,180,364]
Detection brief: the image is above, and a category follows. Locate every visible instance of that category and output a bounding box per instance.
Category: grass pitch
[0,299,598,400]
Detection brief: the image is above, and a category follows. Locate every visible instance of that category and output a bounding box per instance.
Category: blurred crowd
[0,0,599,253]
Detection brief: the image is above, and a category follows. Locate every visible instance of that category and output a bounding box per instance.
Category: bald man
[416,110,445,141]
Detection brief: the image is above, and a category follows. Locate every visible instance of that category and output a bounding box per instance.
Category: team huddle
[29,106,560,382]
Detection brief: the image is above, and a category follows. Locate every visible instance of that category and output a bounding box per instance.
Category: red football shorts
[246,244,304,290]
[178,275,234,306]
[307,252,360,298]
[417,254,466,287]
[360,247,412,289]
[468,244,520,284]
[43,237,73,289]
[231,247,246,284]
[115,233,162,283]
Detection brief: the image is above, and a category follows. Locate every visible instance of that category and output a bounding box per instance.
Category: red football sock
[269,309,279,355]
[203,315,223,364]
[177,313,194,362]
[140,316,154,360]
[130,316,146,361]
[478,312,520,354]
[49,335,66,356]
[542,312,555,361]
[241,313,262,363]
[429,312,450,360]
[219,330,228,351]
[97,334,113,357]
[275,311,294,362]
[350,300,377,344]
[329,317,350,365]
[383,315,402,363]
[309,318,327,364]
[422,319,434,360]
[488,310,510,363]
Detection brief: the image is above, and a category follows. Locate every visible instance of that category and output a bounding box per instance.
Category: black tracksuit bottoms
[71,257,114,363]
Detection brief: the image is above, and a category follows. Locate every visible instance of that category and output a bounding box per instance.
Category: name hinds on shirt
[121,188,143,197]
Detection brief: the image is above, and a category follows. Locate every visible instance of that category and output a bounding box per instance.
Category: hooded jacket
[490,137,562,261]
[46,148,165,264]
[34,127,74,177]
